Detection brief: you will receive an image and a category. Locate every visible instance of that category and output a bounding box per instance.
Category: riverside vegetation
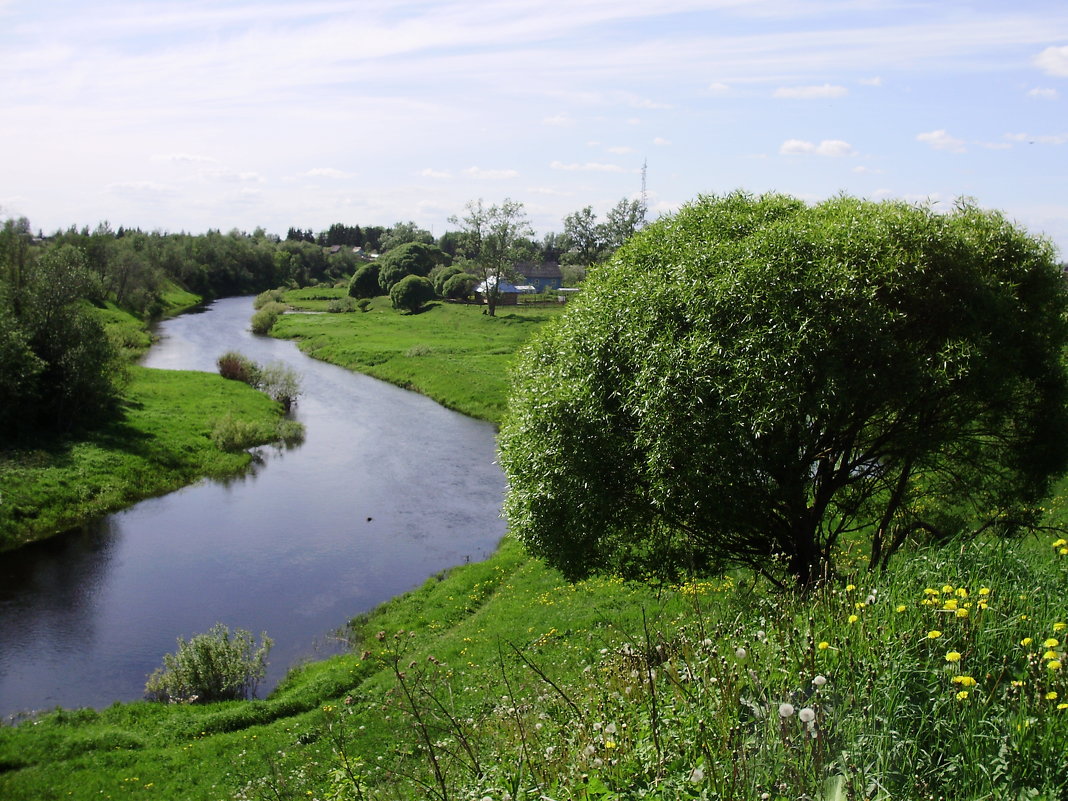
[2,277,1067,799]
[3,195,1068,799]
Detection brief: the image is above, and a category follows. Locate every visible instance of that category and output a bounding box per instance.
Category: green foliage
[449,198,533,316]
[347,263,380,299]
[218,350,302,412]
[389,274,435,314]
[0,366,301,550]
[253,288,287,309]
[210,411,304,452]
[327,296,357,313]
[0,240,122,436]
[442,271,478,300]
[217,350,262,384]
[144,623,273,703]
[376,242,448,292]
[250,301,286,335]
[500,192,1068,587]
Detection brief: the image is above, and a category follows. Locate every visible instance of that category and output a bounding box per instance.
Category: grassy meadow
[1,289,1067,799]
[273,289,564,424]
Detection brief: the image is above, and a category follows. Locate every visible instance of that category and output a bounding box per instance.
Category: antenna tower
[640,158,648,226]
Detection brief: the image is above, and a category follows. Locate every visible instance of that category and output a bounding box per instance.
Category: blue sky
[2,0,1066,254]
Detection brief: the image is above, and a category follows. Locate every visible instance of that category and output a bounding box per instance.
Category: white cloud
[106,181,176,196]
[773,84,848,99]
[852,165,882,174]
[1035,45,1068,77]
[779,139,856,156]
[607,146,636,155]
[420,168,451,179]
[859,77,883,86]
[200,169,265,183]
[152,153,216,163]
[1005,132,1068,145]
[916,129,966,153]
[550,161,628,172]
[1027,87,1059,100]
[653,137,671,146]
[542,114,573,126]
[707,82,731,95]
[464,166,519,179]
[304,167,349,178]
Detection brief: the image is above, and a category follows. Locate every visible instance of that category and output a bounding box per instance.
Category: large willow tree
[499,192,1068,588]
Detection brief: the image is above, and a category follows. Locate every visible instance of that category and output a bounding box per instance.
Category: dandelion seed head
[799,707,816,723]
[778,703,795,718]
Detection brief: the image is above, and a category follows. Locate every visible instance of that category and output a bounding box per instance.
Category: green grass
[2,531,1066,800]
[0,366,299,550]
[273,291,564,423]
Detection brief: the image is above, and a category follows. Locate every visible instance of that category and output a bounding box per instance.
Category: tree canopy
[499,192,1068,588]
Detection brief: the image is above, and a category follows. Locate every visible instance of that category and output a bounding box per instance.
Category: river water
[0,297,507,717]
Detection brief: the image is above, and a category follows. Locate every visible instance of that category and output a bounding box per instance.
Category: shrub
[442,271,478,300]
[250,301,286,334]
[253,288,287,309]
[389,274,435,314]
[348,264,380,299]
[217,351,261,386]
[257,361,302,412]
[144,623,272,703]
[327,297,357,313]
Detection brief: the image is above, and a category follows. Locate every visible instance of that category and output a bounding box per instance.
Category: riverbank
[273,288,564,424]
[0,365,300,551]
[0,299,300,552]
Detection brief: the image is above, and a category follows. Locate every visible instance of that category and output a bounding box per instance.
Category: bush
[217,351,261,385]
[348,263,380,299]
[442,271,478,300]
[257,361,302,412]
[253,288,287,309]
[144,624,272,703]
[327,297,357,313]
[389,274,435,314]
[250,301,286,334]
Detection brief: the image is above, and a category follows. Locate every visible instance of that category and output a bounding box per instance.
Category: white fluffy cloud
[1035,45,1068,76]
[1027,87,1059,100]
[549,161,629,172]
[916,129,966,153]
[779,139,855,156]
[463,166,519,180]
[773,84,848,99]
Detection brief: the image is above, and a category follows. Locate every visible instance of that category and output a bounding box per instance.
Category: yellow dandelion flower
[927,630,943,639]
[953,675,977,687]
[1012,680,1024,687]
[896,604,907,613]
[1049,660,1062,671]
[956,608,970,619]
[976,600,988,610]
[943,599,959,611]
[945,651,962,663]
[942,584,954,594]
[1047,691,1058,701]
[924,588,939,596]
[846,584,856,591]
[1059,703,1068,710]
[1045,650,1059,660]
[818,641,830,650]
[956,691,969,701]
[955,587,968,598]
[1054,622,1067,632]
[1060,548,1068,556]
[1053,538,1067,548]
[848,614,859,624]
[978,587,991,596]
[1044,638,1060,649]
[1022,637,1033,647]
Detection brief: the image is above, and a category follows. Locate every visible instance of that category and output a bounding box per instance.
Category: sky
[1,0,1067,255]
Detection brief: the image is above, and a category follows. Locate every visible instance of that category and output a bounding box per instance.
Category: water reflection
[0,297,506,717]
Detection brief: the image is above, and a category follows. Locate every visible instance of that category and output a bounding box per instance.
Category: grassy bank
[2,529,1066,799]
[0,365,300,551]
[273,289,564,424]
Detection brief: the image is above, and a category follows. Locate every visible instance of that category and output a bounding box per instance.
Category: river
[0,296,507,718]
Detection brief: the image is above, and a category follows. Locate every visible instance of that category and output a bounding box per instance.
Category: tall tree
[449,199,533,317]
[562,205,602,269]
[596,197,646,252]
[500,192,1068,589]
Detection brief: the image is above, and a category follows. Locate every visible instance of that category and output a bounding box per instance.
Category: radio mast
[640,158,648,226]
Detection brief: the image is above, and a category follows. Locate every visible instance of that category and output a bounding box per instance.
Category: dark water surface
[0,297,506,717]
